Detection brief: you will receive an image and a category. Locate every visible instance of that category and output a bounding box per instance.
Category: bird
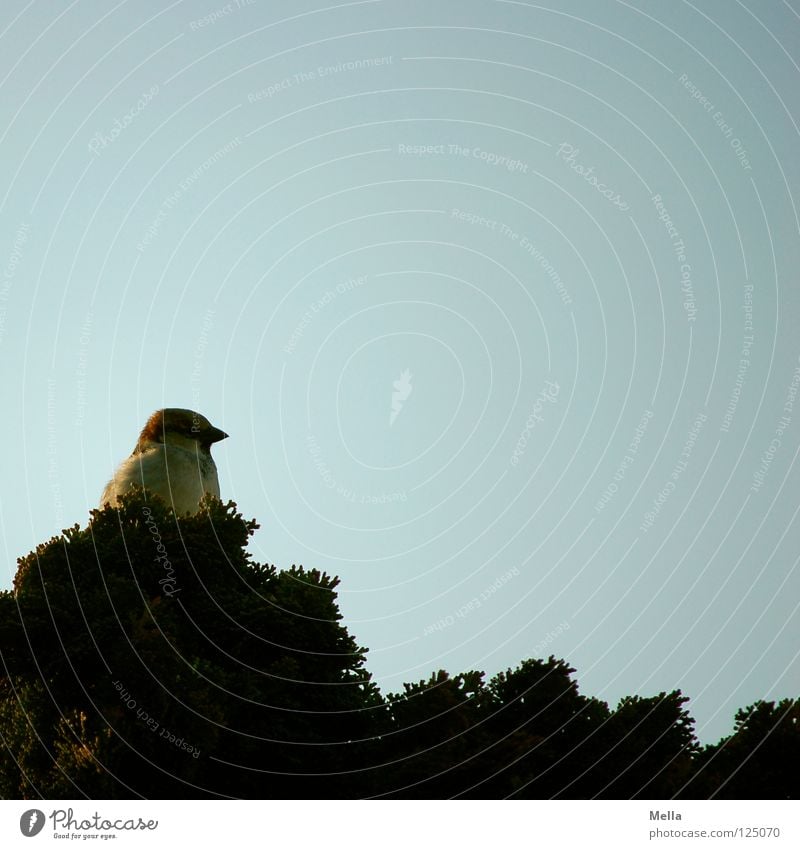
[100,408,228,515]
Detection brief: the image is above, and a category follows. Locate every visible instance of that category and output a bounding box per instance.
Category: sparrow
[100,408,228,515]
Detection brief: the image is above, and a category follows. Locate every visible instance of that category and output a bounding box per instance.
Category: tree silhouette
[589,692,697,799]
[681,699,800,799]
[0,490,379,798]
[0,489,797,799]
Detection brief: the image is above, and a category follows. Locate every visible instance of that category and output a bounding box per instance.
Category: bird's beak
[207,427,229,443]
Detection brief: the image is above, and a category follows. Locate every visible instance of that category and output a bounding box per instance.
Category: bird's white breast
[101,443,220,514]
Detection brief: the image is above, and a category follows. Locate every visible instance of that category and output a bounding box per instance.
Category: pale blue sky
[1,0,799,745]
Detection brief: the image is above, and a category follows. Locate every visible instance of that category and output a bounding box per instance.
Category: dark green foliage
[0,490,379,798]
[588,692,698,799]
[681,699,800,799]
[0,489,797,798]
[377,669,492,797]
[480,657,611,799]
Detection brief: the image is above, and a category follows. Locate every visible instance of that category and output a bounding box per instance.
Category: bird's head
[136,408,229,454]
